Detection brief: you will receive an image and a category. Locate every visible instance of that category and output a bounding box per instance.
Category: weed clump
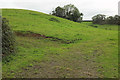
[94,26,98,28]
[2,18,15,56]
[49,18,60,22]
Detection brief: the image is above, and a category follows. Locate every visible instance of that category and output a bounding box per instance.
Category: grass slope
[2,9,118,78]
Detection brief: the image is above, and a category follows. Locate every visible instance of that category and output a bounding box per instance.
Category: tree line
[51,4,120,25]
[92,14,120,25]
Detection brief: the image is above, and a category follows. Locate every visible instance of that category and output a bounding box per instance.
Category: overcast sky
[0,0,119,20]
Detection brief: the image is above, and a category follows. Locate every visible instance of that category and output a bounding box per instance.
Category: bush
[2,18,15,56]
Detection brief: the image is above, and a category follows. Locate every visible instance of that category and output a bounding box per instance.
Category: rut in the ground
[15,31,82,44]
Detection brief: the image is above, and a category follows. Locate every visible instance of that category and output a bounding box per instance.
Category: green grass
[3,36,64,77]
[2,9,119,78]
[3,9,118,43]
[83,22,118,31]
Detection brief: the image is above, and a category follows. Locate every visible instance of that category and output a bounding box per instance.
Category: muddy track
[15,31,82,44]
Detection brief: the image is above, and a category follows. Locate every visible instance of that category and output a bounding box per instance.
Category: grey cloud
[0,0,119,20]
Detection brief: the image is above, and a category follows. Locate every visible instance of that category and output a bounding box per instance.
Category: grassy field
[2,9,118,78]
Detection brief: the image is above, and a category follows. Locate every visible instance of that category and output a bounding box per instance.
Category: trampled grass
[2,9,119,78]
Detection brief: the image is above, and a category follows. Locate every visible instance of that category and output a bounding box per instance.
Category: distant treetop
[51,4,83,22]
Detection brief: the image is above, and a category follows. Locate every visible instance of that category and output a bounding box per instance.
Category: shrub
[2,18,15,56]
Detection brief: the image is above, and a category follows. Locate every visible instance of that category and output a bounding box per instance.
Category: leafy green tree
[106,15,120,25]
[92,14,120,25]
[106,16,114,24]
[92,14,106,24]
[52,6,65,18]
[51,4,83,22]
[64,4,83,22]
[113,15,120,25]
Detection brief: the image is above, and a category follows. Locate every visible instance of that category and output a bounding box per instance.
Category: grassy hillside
[2,9,118,78]
[2,9,118,43]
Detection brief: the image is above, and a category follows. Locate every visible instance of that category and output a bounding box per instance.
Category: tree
[113,15,120,25]
[92,14,106,24]
[92,14,120,25]
[106,15,120,25]
[106,16,114,24]
[64,4,83,22]
[51,4,83,22]
[52,6,65,18]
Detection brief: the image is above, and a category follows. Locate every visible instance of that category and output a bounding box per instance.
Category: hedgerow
[2,18,15,56]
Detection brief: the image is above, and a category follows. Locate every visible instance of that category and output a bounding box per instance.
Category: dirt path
[15,48,101,78]
[15,51,101,78]
[14,33,102,78]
